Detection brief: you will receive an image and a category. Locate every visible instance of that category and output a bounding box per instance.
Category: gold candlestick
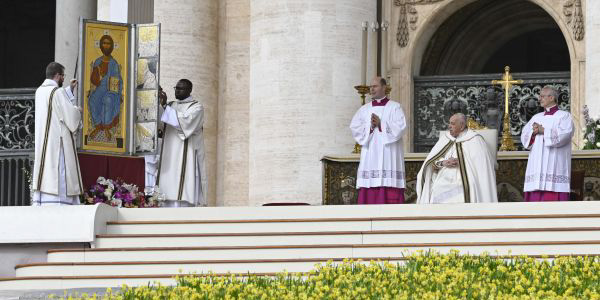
[352,85,370,154]
[492,66,522,151]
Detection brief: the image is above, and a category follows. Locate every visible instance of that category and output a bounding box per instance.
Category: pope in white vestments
[156,79,207,206]
[350,77,407,204]
[32,62,83,206]
[417,113,498,204]
[520,86,574,201]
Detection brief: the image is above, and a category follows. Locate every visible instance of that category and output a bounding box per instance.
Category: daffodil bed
[66,251,600,299]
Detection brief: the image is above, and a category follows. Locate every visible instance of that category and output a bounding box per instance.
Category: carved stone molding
[395,0,445,47]
[563,0,584,41]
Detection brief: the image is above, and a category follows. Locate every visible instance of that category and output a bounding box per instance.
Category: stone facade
[70,0,597,206]
[55,0,97,80]
[217,0,251,207]
[248,1,376,205]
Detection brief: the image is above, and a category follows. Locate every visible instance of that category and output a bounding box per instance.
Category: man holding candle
[350,77,407,204]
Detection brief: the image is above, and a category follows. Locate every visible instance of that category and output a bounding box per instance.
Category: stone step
[105,216,600,234]
[47,241,600,263]
[94,227,600,248]
[15,257,403,277]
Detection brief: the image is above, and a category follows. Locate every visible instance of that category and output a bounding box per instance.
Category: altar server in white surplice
[417,113,498,204]
[156,79,207,206]
[520,85,574,201]
[350,77,407,204]
[32,62,83,206]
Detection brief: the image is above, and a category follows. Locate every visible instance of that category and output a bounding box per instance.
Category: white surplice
[350,99,407,189]
[520,108,574,193]
[417,129,498,204]
[156,97,207,206]
[32,79,83,206]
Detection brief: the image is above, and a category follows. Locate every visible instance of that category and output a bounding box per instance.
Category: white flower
[123,183,137,193]
[596,142,600,148]
[104,188,113,198]
[596,124,600,129]
[583,139,589,144]
[147,198,156,207]
[97,176,107,185]
[110,199,122,207]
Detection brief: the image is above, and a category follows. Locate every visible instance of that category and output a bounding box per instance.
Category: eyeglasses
[539,95,551,98]
[173,87,185,90]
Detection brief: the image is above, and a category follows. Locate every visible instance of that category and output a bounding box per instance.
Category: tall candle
[371,21,379,78]
[381,21,388,80]
[361,21,368,85]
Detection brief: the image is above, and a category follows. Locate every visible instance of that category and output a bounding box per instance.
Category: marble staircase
[2,202,600,290]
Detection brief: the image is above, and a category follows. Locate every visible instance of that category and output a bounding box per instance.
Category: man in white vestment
[520,86,574,201]
[32,62,83,206]
[350,77,407,204]
[156,79,207,206]
[417,113,498,204]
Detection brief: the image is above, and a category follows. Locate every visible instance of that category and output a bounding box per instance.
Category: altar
[322,150,600,204]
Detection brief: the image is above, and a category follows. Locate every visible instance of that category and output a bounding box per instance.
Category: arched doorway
[412,0,571,152]
[420,0,569,75]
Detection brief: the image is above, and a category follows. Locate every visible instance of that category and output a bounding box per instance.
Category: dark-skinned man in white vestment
[156,79,207,206]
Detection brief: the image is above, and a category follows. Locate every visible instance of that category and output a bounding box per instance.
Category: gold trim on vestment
[456,142,471,203]
[178,139,189,201]
[70,132,84,194]
[36,87,59,191]
[155,123,167,185]
[420,140,455,190]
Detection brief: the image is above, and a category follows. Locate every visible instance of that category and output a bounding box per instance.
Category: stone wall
[248,1,376,205]
[217,0,251,206]
[155,0,219,206]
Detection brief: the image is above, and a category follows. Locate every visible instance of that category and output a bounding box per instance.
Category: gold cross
[491,66,523,151]
[492,66,523,116]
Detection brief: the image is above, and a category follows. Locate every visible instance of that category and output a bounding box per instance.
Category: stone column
[155,0,219,206]
[249,1,376,205]
[217,0,251,206]
[55,0,96,79]
[586,0,600,118]
[97,0,153,23]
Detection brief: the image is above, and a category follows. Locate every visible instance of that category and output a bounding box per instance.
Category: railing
[413,72,570,152]
[0,88,36,206]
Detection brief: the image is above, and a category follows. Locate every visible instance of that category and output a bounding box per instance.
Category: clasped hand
[371,114,381,130]
[532,122,545,135]
[443,158,459,168]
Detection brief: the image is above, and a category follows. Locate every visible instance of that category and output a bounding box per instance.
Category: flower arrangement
[75,250,600,299]
[84,177,159,208]
[582,105,600,150]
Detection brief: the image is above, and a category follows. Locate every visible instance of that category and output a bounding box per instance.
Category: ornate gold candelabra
[352,85,370,154]
[492,66,522,151]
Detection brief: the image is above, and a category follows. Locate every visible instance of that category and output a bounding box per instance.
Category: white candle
[381,21,388,80]
[361,21,368,85]
[371,21,379,78]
